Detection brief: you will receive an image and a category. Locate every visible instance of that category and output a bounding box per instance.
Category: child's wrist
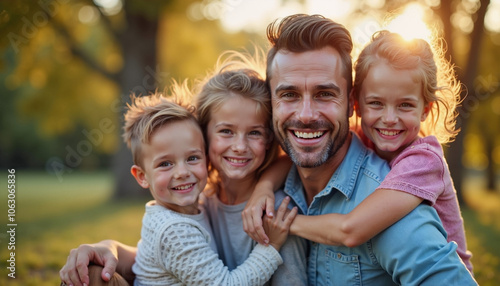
[268,242,281,252]
[289,215,301,236]
[255,181,275,194]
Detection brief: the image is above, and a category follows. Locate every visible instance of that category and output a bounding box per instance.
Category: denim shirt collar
[283,133,368,213]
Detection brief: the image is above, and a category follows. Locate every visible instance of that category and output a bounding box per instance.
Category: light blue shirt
[283,133,477,286]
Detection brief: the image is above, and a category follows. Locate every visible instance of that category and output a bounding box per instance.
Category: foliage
[1,1,124,171]
[0,0,260,177]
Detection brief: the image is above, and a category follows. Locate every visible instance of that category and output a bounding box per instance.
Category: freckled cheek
[249,140,268,159]
[208,138,228,155]
[401,114,421,130]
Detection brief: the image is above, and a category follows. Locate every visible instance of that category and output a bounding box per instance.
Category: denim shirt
[283,134,477,286]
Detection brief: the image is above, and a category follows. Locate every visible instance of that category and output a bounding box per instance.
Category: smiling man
[254,13,477,285]
[270,46,350,170]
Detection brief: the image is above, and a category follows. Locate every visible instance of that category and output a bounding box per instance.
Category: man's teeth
[227,158,249,163]
[379,130,400,136]
[174,184,194,190]
[294,131,324,139]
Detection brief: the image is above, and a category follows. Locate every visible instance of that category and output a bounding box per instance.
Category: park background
[0,0,499,285]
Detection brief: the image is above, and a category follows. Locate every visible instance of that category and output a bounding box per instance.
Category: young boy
[123,92,296,286]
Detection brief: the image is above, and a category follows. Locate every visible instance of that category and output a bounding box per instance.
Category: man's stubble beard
[275,117,350,168]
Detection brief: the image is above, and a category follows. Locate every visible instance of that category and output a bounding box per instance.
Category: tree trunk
[112,9,159,198]
[484,133,496,191]
[443,0,489,204]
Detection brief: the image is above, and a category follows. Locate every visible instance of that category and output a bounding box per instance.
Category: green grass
[0,171,147,286]
[0,171,498,285]
[462,178,500,285]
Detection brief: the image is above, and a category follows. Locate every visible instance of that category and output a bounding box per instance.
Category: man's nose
[297,98,318,123]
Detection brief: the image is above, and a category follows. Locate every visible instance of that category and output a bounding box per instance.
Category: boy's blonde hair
[195,51,279,193]
[122,85,200,168]
[353,30,461,144]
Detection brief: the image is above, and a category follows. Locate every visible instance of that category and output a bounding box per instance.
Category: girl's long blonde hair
[194,49,279,194]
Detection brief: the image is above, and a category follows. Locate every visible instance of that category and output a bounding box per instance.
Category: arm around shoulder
[290,188,423,247]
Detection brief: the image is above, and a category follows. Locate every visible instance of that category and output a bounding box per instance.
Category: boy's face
[131,120,207,214]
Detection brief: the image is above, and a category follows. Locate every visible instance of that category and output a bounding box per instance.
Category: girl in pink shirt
[243,30,473,273]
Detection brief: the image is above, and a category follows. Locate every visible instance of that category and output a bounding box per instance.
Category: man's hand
[242,186,276,245]
[59,240,119,286]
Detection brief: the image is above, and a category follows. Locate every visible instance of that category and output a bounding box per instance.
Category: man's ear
[421,102,433,121]
[131,165,149,189]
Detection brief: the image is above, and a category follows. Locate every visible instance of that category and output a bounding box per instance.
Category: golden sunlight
[384,3,432,42]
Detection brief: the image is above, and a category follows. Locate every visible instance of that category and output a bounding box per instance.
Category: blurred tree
[0,0,263,197]
[1,0,168,197]
[467,33,500,191]
[473,32,500,191]
[433,0,495,201]
[1,2,120,174]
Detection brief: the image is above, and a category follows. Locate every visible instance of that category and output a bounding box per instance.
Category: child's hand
[242,184,276,245]
[264,196,298,251]
[59,241,118,286]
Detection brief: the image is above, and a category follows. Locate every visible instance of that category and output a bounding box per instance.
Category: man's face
[269,47,352,168]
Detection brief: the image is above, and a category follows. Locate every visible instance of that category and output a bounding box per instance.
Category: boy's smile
[132,120,207,214]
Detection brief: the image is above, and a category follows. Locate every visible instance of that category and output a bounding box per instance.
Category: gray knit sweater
[132,201,283,286]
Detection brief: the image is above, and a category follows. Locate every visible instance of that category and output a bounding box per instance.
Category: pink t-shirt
[376,136,473,273]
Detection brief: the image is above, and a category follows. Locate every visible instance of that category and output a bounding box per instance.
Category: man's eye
[317,91,334,98]
[282,92,297,98]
